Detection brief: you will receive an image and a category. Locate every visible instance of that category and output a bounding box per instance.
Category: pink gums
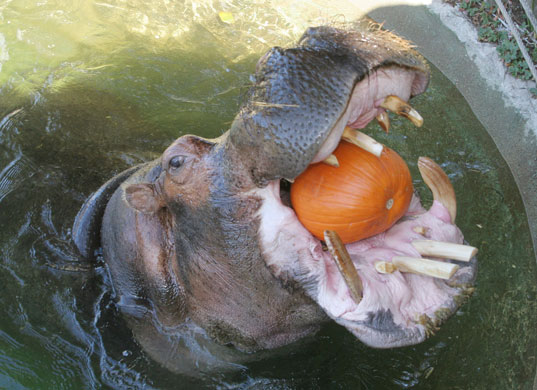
[322,197,462,327]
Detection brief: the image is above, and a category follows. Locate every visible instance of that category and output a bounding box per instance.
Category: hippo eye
[168,155,186,169]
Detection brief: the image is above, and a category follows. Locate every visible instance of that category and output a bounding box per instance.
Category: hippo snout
[226,23,429,185]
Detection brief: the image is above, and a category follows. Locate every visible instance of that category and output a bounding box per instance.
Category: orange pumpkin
[290,141,413,244]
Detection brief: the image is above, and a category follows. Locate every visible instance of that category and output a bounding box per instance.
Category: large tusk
[324,230,363,304]
[411,240,478,262]
[376,112,390,133]
[322,154,340,167]
[380,95,423,127]
[418,157,457,222]
[392,256,459,280]
[342,127,383,157]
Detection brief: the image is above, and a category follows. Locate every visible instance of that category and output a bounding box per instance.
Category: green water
[0,1,535,389]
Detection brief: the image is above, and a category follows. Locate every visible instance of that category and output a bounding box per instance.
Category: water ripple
[0,33,8,73]
[0,154,37,204]
[0,107,23,133]
[0,329,23,350]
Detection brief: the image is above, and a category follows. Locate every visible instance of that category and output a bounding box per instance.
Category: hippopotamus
[73,23,477,373]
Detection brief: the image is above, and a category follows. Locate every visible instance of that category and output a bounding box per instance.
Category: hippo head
[94,23,476,358]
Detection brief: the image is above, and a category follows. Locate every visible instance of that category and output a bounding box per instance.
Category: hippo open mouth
[240,26,478,348]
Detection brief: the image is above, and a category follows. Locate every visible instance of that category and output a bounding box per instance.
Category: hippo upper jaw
[225,23,430,186]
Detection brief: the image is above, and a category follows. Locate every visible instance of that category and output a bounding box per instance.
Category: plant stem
[519,0,537,35]
[494,0,537,82]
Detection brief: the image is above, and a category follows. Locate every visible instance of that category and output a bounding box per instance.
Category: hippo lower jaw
[253,73,477,349]
[258,160,476,349]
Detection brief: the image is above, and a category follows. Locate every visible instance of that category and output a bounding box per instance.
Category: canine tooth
[413,226,428,236]
[284,177,295,183]
[392,256,459,280]
[411,240,478,262]
[342,127,383,157]
[322,154,340,167]
[324,230,363,304]
[380,95,423,127]
[418,157,457,222]
[376,112,390,133]
[374,261,397,274]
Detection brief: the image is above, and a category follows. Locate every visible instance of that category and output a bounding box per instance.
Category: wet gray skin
[73,24,475,373]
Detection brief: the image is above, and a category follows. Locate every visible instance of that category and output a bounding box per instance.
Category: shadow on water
[0,1,535,389]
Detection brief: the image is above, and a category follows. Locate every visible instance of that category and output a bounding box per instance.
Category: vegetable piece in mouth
[290,139,413,244]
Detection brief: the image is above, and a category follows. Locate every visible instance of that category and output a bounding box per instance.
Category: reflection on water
[0,1,536,389]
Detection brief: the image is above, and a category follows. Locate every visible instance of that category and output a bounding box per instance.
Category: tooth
[413,226,428,236]
[392,256,459,280]
[324,230,363,304]
[418,157,457,222]
[342,127,383,157]
[374,261,397,274]
[411,240,478,262]
[322,154,339,167]
[285,177,295,183]
[376,112,390,133]
[380,95,423,127]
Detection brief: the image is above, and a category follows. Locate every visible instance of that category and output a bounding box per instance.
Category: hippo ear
[125,183,163,214]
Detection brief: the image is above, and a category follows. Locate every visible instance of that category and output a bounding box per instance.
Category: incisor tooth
[411,240,478,262]
[413,226,428,236]
[374,261,397,274]
[342,127,383,157]
[376,111,390,133]
[324,230,363,304]
[392,256,459,280]
[380,95,424,127]
[322,154,339,167]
